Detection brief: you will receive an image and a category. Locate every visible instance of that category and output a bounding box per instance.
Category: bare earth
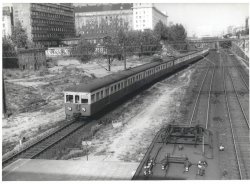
[2,56,150,154]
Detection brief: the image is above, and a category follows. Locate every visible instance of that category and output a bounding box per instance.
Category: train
[64,49,209,118]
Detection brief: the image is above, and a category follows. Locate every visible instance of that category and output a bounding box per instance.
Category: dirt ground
[2,56,151,154]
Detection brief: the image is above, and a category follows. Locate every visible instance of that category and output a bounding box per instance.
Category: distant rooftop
[74,3,133,13]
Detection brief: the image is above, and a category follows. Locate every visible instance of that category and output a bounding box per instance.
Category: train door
[75,94,81,111]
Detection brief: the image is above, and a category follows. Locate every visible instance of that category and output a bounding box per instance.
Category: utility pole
[108,55,111,71]
[123,43,126,70]
[2,75,7,118]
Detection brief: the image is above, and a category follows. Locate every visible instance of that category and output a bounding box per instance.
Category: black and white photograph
[1,0,249,181]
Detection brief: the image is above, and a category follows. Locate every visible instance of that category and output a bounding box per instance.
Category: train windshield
[66,95,73,103]
[81,98,88,104]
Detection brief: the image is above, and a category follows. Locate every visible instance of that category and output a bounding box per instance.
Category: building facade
[2,5,13,37]
[74,4,133,40]
[12,3,75,47]
[133,3,168,31]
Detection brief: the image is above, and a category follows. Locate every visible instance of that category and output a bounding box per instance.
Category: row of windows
[32,26,74,33]
[90,62,174,103]
[31,18,73,25]
[64,51,205,105]
[175,52,200,65]
[31,4,73,16]
[135,11,146,14]
[32,33,74,38]
[66,95,88,104]
[31,11,73,19]
[35,41,57,46]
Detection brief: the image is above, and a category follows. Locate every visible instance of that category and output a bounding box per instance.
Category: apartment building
[133,3,168,31]
[13,3,75,47]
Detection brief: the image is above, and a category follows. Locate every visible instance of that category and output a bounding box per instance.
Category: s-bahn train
[64,49,209,118]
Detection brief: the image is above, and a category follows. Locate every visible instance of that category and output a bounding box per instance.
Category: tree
[3,37,14,52]
[11,21,28,48]
[168,24,187,41]
[117,29,127,45]
[154,20,169,40]
[2,37,16,57]
[72,36,96,62]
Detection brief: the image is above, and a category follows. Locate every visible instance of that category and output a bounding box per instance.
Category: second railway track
[2,118,88,168]
[222,50,250,179]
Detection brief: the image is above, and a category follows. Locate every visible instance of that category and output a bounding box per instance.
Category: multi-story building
[2,5,13,37]
[133,3,168,31]
[74,3,133,41]
[12,3,75,47]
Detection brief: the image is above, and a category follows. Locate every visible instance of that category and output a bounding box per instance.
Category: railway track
[187,52,216,157]
[188,53,216,128]
[226,49,249,91]
[222,50,250,179]
[133,52,217,179]
[2,118,87,168]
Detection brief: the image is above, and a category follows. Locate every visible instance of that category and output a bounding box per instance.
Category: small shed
[18,48,46,70]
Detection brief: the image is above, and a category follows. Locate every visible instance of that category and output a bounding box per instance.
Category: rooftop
[74,3,133,13]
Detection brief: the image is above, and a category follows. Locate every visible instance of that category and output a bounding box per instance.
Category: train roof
[64,50,201,93]
[64,59,163,93]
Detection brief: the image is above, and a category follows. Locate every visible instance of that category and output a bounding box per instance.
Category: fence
[2,44,163,71]
[45,44,163,61]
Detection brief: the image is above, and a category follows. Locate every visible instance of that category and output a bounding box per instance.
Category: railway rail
[225,49,249,91]
[133,51,216,179]
[222,50,250,179]
[133,49,249,179]
[2,118,87,168]
[187,52,216,156]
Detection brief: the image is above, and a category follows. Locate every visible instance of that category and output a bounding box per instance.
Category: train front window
[66,95,73,103]
[75,95,79,103]
[81,98,88,104]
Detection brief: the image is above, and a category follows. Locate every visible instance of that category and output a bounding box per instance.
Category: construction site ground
[2,56,151,154]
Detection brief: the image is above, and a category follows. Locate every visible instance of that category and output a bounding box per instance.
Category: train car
[64,49,209,118]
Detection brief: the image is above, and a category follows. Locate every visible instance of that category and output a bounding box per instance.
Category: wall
[18,48,46,70]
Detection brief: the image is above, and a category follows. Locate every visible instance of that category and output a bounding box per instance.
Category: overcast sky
[154,3,249,37]
[4,1,249,37]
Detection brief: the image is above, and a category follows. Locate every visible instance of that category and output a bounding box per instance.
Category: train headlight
[82,107,86,112]
[67,107,72,111]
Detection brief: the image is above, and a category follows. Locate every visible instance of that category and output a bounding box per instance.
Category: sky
[154,3,249,37]
[73,2,248,37]
[3,0,249,37]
